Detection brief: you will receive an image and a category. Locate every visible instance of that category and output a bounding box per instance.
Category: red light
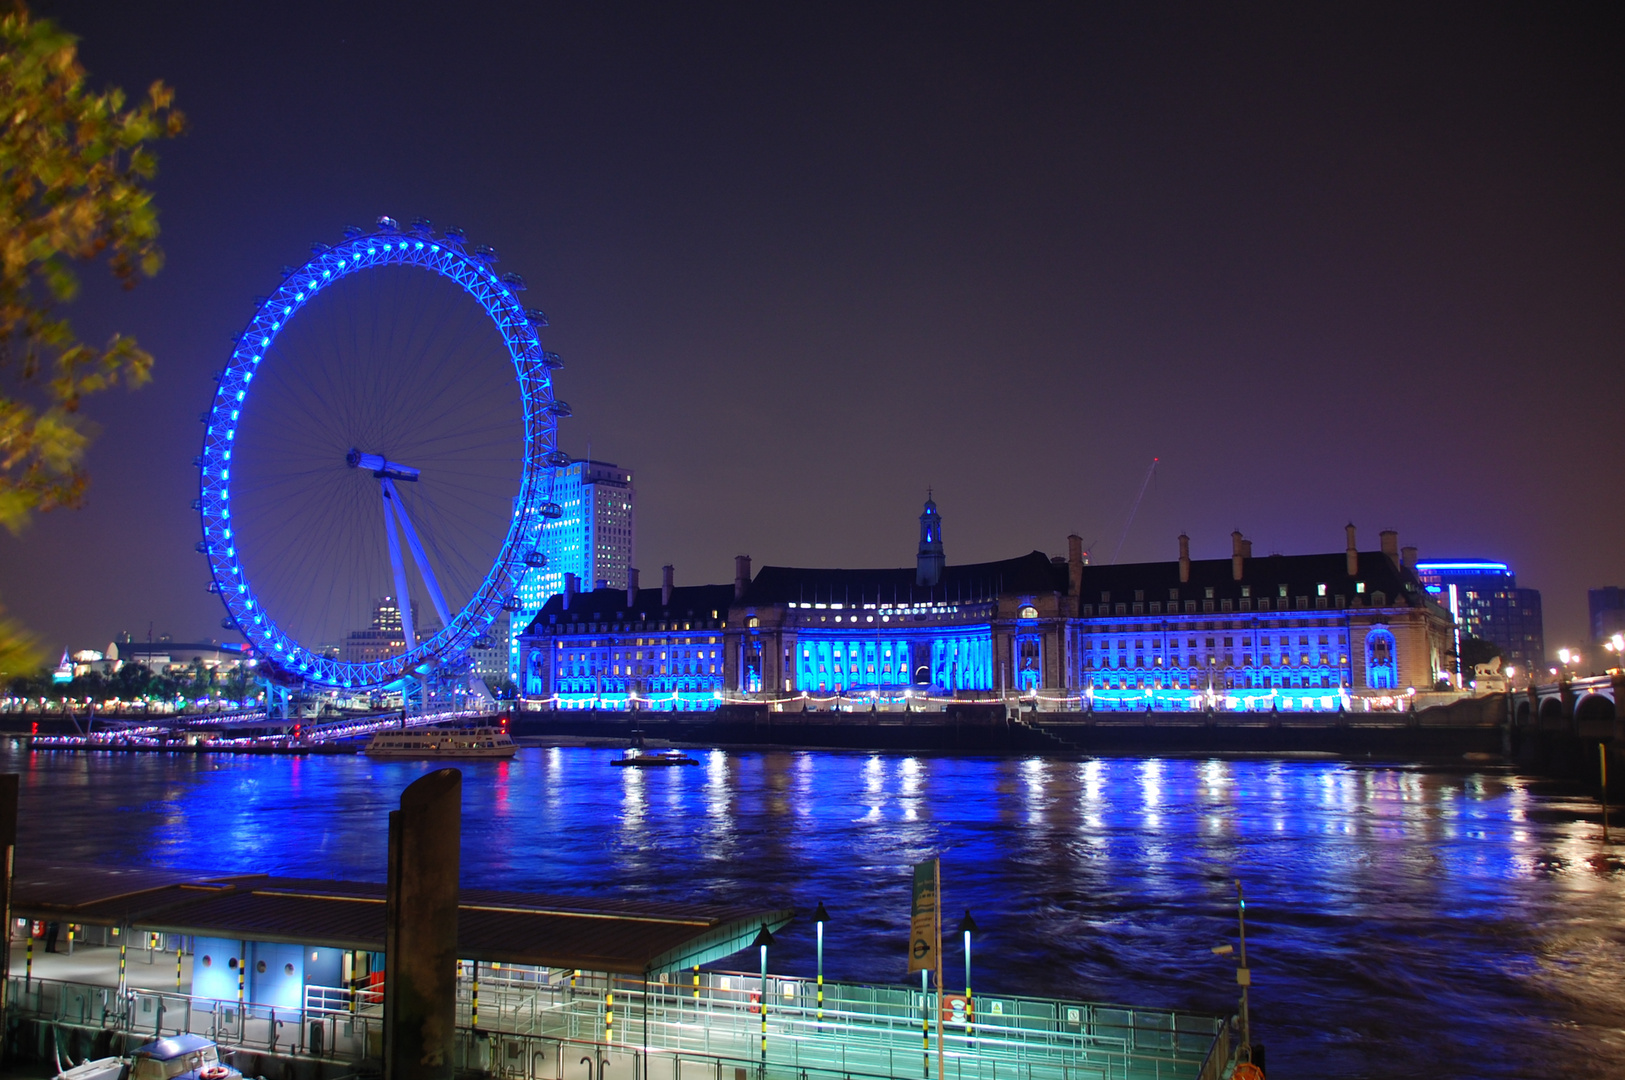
[30,722,37,735]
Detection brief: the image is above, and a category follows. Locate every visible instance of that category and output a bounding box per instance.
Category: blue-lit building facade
[1414,560,1545,677]
[509,459,635,677]
[518,502,1457,713]
[518,566,734,710]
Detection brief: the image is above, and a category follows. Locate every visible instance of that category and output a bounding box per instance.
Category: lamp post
[753,923,774,1070]
[812,901,829,1026]
[1211,881,1254,1067]
[958,910,977,1042]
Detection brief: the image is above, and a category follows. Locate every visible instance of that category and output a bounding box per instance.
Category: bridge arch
[1574,693,1616,729]
[1515,700,1531,726]
[1539,696,1566,726]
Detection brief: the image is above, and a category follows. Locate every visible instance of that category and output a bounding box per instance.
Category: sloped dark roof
[1078,550,1439,610]
[14,861,790,975]
[525,584,737,634]
[742,550,1067,607]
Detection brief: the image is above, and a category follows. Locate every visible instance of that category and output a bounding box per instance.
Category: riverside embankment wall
[513,698,1509,758]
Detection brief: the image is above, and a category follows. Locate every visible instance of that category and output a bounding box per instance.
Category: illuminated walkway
[11,946,1227,1080]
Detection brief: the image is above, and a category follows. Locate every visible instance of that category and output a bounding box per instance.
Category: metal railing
[11,967,1226,1080]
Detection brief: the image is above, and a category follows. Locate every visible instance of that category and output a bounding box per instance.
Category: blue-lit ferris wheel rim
[196,223,558,690]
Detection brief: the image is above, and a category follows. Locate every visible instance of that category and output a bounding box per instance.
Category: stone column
[385,769,462,1080]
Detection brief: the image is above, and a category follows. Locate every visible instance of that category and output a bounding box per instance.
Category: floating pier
[9,864,1231,1080]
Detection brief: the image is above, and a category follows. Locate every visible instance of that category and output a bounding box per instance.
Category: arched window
[1018,605,1038,620]
[1365,627,1398,689]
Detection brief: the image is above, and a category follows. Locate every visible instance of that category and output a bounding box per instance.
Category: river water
[4,744,1622,1079]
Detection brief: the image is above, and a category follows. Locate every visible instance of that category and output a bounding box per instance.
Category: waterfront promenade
[10,943,1227,1080]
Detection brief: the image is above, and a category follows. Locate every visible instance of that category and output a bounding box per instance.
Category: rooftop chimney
[734,555,752,600]
[1380,529,1399,567]
[661,564,673,606]
[1346,523,1358,576]
[1178,534,1191,583]
[626,567,639,609]
[1401,545,1417,571]
[1067,534,1085,599]
[563,572,578,610]
[1231,530,1245,581]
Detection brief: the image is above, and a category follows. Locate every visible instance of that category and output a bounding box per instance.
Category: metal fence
[10,966,1227,1080]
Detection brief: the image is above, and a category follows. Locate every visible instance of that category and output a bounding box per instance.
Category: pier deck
[10,944,1227,1080]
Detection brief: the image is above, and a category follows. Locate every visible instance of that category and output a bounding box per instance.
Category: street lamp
[1212,880,1255,1069]
[813,901,829,1025]
[958,910,977,1041]
[753,923,774,1066]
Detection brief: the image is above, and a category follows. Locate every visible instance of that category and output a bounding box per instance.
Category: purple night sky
[2,3,1621,658]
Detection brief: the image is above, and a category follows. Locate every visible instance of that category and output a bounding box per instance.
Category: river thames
[5,743,1621,1079]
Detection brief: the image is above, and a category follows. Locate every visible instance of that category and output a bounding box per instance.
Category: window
[1019,605,1038,619]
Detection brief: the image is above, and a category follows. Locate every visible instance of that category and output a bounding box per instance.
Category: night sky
[2,3,1621,660]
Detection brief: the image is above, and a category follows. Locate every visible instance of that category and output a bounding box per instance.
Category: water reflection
[5,743,1623,1078]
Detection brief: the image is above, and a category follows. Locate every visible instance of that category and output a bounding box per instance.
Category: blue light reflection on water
[6,744,1624,1079]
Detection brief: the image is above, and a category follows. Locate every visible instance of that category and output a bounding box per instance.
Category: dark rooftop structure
[14,861,791,975]
[744,551,1068,607]
[526,583,737,630]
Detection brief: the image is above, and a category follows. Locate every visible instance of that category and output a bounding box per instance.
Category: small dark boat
[613,747,699,768]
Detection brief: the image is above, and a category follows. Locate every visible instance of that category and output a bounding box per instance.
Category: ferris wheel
[195,216,569,694]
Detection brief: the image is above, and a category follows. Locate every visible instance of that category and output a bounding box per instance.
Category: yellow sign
[908,858,940,973]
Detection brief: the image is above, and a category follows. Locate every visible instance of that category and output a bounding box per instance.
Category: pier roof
[13,861,791,975]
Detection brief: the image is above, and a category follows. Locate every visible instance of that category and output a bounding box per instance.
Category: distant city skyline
[1,3,1620,660]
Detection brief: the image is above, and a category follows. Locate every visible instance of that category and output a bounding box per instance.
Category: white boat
[364,725,517,759]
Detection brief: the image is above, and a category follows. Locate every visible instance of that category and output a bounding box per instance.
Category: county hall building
[517,499,1456,712]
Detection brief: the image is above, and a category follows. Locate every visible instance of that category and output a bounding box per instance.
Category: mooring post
[0,774,17,1067]
[384,768,462,1080]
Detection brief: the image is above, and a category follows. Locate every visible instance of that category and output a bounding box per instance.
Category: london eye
[194,216,568,703]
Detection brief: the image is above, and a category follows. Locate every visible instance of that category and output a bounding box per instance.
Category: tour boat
[364,725,517,759]
[612,747,699,768]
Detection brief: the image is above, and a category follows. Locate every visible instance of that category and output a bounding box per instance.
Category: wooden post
[0,774,16,1065]
[1602,743,1611,843]
[384,769,462,1080]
